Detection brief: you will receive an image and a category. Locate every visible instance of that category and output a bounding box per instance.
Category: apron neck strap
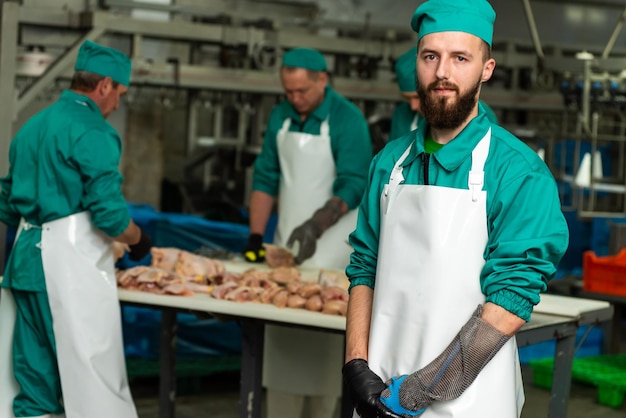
[388,142,413,189]
[279,118,291,135]
[468,128,491,202]
[320,117,330,137]
[386,128,491,202]
[279,117,330,137]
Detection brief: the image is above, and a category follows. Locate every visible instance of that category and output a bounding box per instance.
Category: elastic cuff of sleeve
[487,290,533,322]
[348,280,375,293]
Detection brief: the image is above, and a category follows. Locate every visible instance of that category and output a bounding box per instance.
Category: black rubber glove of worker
[286,197,344,265]
[128,228,152,261]
[243,233,266,263]
[342,359,403,418]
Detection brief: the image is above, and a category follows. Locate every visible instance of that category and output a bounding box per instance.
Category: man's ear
[319,71,329,86]
[97,77,113,96]
[481,58,496,83]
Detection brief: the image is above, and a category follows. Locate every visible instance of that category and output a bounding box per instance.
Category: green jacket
[0,90,131,291]
[252,86,372,210]
[347,107,568,321]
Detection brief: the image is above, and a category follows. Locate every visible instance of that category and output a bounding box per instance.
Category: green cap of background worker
[282,47,327,71]
[410,0,496,47]
[395,46,417,93]
[74,39,132,87]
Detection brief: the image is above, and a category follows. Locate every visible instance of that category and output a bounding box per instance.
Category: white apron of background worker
[263,118,355,414]
[0,223,22,418]
[363,130,525,418]
[0,288,20,418]
[39,212,137,418]
[0,220,62,418]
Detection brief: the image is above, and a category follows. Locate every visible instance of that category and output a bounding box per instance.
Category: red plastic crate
[583,250,626,297]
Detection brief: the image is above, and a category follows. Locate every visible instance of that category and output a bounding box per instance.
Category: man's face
[99,78,127,118]
[416,31,495,130]
[280,68,327,118]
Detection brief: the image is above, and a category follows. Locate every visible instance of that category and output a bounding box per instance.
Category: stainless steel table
[118,290,613,418]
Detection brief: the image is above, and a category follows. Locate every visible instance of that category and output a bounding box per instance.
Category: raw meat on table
[270,266,301,284]
[151,247,181,271]
[174,251,225,281]
[116,266,194,296]
[263,244,295,268]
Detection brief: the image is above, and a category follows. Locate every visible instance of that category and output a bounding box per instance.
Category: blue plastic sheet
[590,216,626,257]
[122,306,242,359]
[518,325,603,364]
[556,209,591,277]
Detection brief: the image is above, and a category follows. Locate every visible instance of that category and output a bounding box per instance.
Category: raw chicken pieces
[209,267,349,316]
[116,247,225,296]
[263,244,295,268]
[116,246,349,316]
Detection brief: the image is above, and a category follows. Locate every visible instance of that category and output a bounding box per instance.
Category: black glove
[128,228,152,261]
[342,359,403,418]
[243,233,266,263]
[287,198,344,265]
[286,219,318,265]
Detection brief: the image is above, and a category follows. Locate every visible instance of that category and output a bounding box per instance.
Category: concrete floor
[131,364,626,418]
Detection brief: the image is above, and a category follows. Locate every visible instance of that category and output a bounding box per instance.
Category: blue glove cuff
[380,375,426,417]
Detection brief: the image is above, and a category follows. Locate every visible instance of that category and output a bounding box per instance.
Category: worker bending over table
[245,47,372,418]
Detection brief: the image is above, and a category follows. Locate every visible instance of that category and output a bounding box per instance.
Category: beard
[418,79,481,130]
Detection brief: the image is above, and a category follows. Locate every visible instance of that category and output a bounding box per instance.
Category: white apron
[262,118,352,396]
[0,220,42,418]
[363,130,524,417]
[274,118,357,270]
[0,288,20,418]
[40,212,137,418]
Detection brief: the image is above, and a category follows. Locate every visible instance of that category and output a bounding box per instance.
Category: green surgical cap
[282,48,327,72]
[411,0,496,47]
[395,47,417,93]
[74,40,132,87]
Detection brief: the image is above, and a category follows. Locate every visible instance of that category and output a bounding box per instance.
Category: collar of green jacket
[401,109,491,172]
[61,89,102,116]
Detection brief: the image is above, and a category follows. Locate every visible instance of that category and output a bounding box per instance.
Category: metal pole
[602,5,626,58]
[0,1,20,272]
[581,59,592,135]
[548,332,577,418]
[239,319,264,418]
[521,0,545,60]
[158,309,177,418]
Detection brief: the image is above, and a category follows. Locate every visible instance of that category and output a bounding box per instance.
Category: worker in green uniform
[389,45,499,142]
[342,1,569,417]
[0,40,151,418]
[244,48,372,418]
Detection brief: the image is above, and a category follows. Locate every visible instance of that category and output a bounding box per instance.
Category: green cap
[74,40,132,87]
[282,48,327,72]
[395,47,417,93]
[411,0,496,47]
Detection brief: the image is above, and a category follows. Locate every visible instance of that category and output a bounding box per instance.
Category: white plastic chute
[574,151,603,187]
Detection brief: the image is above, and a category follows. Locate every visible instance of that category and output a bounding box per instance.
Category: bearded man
[341,1,569,417]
